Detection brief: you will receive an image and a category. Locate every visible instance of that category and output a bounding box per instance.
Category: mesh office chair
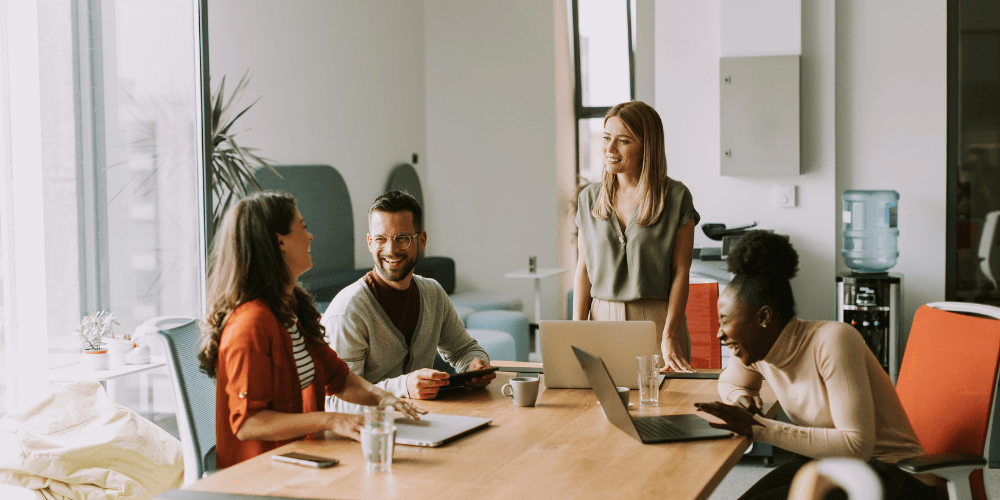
[896,302,1000,500]
[143,316,216,485]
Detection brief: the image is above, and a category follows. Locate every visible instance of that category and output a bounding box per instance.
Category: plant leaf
[209,70,282,232]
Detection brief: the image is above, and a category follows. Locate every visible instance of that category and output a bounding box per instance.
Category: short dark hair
[369,190,423,232]
[726,231,799,322]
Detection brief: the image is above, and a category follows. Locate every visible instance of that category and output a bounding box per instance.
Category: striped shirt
[288,321,315,389]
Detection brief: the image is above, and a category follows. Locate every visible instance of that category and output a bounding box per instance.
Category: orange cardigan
[215,300,349,469]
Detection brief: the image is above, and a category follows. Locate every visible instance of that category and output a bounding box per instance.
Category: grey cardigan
[322,275,489,413]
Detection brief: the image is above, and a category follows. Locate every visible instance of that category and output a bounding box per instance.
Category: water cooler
[836,274,902,382]
[837,190,903,383]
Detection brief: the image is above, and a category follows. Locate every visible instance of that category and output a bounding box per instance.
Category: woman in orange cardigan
[199,191,423,468]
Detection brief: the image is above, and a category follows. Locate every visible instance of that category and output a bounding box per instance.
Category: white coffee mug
[501,377,540,407]
[615,386,630,407]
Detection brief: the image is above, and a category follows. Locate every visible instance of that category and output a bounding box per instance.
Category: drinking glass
[362,407,396,472]
[637,355,662,407]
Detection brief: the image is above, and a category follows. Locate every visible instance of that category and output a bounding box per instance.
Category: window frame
[0,0,211,415]
[570,0,637,180]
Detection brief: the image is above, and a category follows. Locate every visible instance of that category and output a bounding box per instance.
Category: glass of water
[362,407,396,472]
[637,355,662,407]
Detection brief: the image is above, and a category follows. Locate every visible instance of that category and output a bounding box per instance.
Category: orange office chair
[896,302,1000,500]
[687,277,721,369]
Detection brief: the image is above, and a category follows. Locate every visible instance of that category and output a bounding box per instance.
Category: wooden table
[177,372,776,500]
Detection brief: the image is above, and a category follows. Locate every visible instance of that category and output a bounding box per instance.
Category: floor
[707,447,796,500]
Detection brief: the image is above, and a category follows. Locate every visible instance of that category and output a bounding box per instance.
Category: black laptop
[572,345,734,444]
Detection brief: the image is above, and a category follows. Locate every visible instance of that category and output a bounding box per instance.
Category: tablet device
[444,366,499,387]
[660,370,722,379]
[496,365,544,374]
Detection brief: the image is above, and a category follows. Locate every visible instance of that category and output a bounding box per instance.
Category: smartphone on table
[272,452,339,468]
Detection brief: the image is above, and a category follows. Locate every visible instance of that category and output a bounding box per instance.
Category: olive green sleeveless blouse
[576,179,700,302]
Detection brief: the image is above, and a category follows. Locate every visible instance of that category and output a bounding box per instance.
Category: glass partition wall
[948,0,1000,304]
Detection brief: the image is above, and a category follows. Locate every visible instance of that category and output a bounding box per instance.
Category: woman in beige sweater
[695,231,933,500]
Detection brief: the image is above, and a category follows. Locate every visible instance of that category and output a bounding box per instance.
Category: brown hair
[198,190,326,378]
[592,101,669,226]
[369,190,423,232]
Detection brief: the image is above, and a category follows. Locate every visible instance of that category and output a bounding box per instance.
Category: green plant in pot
[210,70,280,232]
[76,310,120,371]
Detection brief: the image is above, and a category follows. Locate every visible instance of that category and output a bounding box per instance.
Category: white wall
[656,0,947,336]
[208,0,426,269]
[208,0,946,335]
[424,0,561,319]
[836,0,947,337]
[656,0,837,321]
[210,1,564,318]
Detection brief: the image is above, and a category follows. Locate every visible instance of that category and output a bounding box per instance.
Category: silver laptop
[572,346,733,444]
[393,413,491,447]
[540,320,659,389]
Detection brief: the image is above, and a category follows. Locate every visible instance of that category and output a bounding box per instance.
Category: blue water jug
[841,190,899,273]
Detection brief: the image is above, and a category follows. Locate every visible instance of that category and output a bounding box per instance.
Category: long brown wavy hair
[592,101,669,227]
[198,190,326,378]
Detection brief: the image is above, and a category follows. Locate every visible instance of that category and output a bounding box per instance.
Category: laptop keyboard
[634,417,687,438]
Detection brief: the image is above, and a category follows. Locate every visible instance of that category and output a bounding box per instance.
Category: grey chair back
[143,316,215,485]
[384,163,457,291]
[386,162,424,209]
[386,163,426,256]
[256,165,366,300]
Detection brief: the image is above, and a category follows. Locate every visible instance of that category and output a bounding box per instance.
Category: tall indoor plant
[210,71,280,232]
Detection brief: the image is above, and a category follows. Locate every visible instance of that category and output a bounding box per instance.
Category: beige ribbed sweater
[719,318,924,463]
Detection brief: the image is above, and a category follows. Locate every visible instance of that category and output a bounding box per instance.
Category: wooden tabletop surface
[181,372,776,500]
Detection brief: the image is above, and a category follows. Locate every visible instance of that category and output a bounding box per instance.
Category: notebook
[393,413,491,447]
[540,320,659,389]
[572,345,734,444]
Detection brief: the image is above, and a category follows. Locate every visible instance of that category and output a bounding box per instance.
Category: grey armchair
[255,165,367,302]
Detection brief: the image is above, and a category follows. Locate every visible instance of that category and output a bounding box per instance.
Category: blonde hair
[592,101,669,226]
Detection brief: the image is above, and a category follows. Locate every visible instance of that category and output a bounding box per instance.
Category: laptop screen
[571,345,643,441]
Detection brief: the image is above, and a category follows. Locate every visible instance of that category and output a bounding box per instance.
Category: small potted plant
[76,310,120,371]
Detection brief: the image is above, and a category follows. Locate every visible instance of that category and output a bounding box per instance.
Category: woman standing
[695,231,933,499]
[574,101,700,372]
[199,190,423,469]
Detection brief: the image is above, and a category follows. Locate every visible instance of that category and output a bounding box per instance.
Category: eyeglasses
[371,232,418,249]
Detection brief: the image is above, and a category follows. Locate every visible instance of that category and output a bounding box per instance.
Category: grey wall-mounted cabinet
[720,55,800,176]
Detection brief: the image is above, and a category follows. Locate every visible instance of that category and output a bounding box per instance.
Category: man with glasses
[323,191,495,412]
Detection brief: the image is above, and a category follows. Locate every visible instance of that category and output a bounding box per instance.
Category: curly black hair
[726,231,799,321]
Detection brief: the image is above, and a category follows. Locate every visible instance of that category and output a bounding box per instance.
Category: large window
[0,0,206,415]
[947,0,1000,304]
[571,0,636,182]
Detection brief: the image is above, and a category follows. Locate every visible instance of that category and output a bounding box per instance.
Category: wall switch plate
[776,185,796,208]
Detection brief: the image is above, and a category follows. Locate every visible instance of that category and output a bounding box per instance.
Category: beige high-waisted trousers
[589,297,692,362]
